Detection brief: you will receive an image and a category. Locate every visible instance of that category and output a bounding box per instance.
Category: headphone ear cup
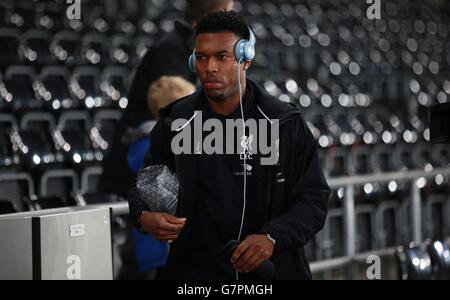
[235,40,255,62]
[234,39,246,62]
[189,53,196,73]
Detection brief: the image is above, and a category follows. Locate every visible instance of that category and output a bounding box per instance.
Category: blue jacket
[128,134,168,272]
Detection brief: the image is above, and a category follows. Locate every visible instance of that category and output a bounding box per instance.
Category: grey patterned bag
[136,164,179,215]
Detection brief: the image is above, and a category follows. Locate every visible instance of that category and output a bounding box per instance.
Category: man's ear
[243,61,252,70]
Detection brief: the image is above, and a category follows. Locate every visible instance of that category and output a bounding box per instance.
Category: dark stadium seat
[38,168,79,206]
[51,31,81,66]
[0,129,15,168]
[355,204,376,252]
[81,33,109,65]
[423,194,446,241]
[14,127,55,170]
[69,67,104,110]
[351,145,374,175]
[100,67,130,109]
[375,200,400,248]
[0,199,17,214]
[327,147,350,176]
[80,165,103,194]
[77,165,117,205]
[0,172,35,213]
[109,34,135,66]
[91,109,121,155]
[0,27,21,66]
[5,3,35,30]
[394,143,416,170]
[39,66,78,111]
[0,114,19,168]
[321,208,345,258]
[2,66,38,113]
[55,111,97,167]
[13,112,60,171]
[373,144,396,172]
[85,7,114,35]
[35,1,66,32]
[20,30,54,65]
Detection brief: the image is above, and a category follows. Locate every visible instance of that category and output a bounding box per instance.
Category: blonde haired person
[147,76,196,120]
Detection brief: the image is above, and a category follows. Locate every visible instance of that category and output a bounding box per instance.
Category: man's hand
[230,234,274,273]
[139,211,186,242]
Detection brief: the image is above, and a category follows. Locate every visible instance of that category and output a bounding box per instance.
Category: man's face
[195,31,247,102]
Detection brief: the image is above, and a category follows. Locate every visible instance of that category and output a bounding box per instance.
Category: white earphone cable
[237,57,246,243]
[235,58,246,281]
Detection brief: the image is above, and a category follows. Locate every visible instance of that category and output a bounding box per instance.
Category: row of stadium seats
[0,0,180,35]
[0,27,153,66]
[0,64,444,114]
[0,109,447,176]
[0,165,111,213]
[0,110,120,170]
[1,65,446,153]
[0,66,130,112]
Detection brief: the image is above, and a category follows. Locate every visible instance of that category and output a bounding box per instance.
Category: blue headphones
[189,27,256,73]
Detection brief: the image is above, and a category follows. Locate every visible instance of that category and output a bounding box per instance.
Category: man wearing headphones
[129,10,330,280]
[99,0,233,280]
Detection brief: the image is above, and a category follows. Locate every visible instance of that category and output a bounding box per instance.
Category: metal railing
[310,166,450,277]
[86,166,450,278]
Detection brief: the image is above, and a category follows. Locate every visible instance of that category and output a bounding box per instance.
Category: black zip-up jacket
[129,80,330,280]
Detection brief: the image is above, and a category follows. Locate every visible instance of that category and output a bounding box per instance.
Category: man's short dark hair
[195,10,250,40]
[185,0,232,23]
